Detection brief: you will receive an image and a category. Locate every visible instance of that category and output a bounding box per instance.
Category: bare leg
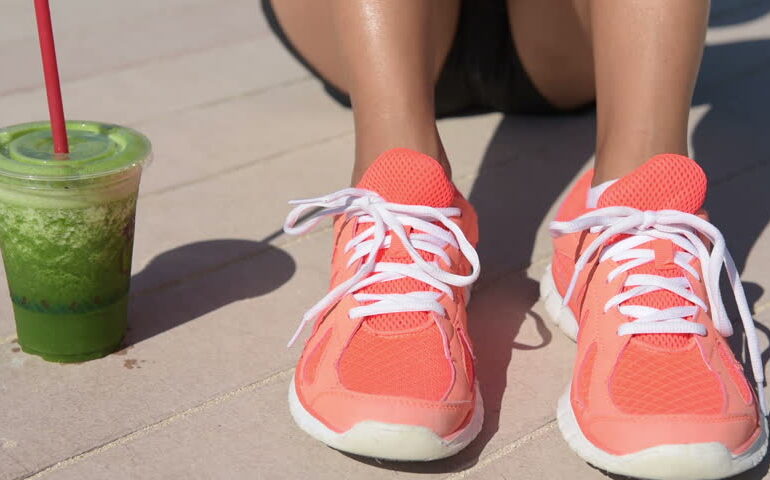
[507,0,595,111]
[508,0,709,185]
[270,0,460,184]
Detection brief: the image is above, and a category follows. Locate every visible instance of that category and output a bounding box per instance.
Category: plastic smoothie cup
[0,120,151,362]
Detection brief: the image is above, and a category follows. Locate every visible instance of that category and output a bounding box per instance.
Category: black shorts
[262,0,579,117]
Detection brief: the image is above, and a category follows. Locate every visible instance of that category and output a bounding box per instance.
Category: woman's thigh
[507,0,596,110]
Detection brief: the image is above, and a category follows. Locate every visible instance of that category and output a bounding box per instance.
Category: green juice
[0,121,150,362]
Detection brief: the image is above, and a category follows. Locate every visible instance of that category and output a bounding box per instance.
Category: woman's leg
[270,0,460,183]
[508,0,709,185]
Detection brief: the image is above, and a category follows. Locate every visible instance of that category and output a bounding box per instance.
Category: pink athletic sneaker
[541,154,768,479]
[283,148,483,460]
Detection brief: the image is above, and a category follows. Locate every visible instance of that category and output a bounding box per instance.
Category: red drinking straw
[33,0,69,154]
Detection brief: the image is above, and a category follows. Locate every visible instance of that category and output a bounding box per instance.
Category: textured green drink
[0,121,150,362]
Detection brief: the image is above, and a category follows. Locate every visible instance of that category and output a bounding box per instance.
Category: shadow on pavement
[709,0,770,27]
[124,237,295,347]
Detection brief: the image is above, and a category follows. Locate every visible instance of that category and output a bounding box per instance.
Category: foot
[283,148,482,461]
[542,154,768,479]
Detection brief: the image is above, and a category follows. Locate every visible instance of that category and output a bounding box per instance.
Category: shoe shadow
[460,113,594,466]
[122,235,295,347]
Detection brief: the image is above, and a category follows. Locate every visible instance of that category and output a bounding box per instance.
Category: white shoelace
[550,207,767,414]
[283,188,480,349]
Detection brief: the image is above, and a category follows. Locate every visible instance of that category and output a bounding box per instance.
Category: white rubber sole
[539,264,579,341]
[557,388,768,480]
[288,377,484,461]
[541,263,769,480]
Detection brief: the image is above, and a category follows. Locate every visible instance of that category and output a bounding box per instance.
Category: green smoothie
[0,121,150,362]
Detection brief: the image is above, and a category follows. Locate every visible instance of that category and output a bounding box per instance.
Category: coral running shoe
[283,148,482,460]
[541,154,768,479]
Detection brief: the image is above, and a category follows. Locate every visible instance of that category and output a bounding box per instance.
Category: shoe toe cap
[297,381,477,439]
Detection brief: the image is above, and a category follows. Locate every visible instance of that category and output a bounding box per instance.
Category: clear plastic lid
[0,121,151,182]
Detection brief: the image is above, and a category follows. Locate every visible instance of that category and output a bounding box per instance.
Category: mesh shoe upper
[551,154,763,454]
[285,148,480,436]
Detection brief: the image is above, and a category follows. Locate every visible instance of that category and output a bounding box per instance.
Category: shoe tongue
[356,148,455,207]
[356,148,455,332]
[597,154,708,349]
[597,154,707,214]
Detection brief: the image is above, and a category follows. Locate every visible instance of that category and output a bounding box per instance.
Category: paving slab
[136,80,352,195]
[0,36,308,127]
[1,0,268,96]
[1,0,249,45]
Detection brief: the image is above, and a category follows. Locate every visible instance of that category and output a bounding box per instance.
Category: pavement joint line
[22,367,296,480]
[442,419,558,480]
[135,108,502,202]
[2,0,237,44]
[139,130,355,200]
[1,27,270,97]
[128,75,312,128]
[1,33,260,98]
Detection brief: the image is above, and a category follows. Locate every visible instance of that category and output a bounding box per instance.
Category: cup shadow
[122,236,295,347]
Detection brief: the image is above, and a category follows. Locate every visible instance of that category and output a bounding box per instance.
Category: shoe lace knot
[283,188,480,349]
[550,206,767,414]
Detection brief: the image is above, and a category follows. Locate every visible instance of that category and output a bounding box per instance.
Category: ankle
[593,142,689,186]
[351,125,451,185]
